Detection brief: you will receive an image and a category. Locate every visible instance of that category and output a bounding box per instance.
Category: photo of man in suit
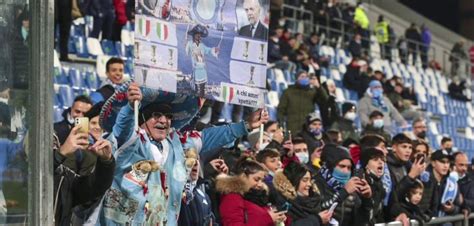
[239,0,268,40]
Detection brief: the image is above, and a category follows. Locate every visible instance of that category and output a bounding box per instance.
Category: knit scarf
[244,188,269,207]
[319,165,345,191]
[371,96,388,112]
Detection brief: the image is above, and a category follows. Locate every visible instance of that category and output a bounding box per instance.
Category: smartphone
[415,154,425,164]
[329,202,338,213]
[75,117,89,134]
[277,202,291,212]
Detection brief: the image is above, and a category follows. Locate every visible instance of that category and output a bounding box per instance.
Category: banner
[135,0,270,107]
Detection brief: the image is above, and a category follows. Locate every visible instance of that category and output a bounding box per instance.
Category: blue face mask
[310,128,323,136]
[298,77,310,87]
[332,168,351,185]
[372,89,383,98]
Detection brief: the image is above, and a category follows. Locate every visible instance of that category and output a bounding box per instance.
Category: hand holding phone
[74,117,89,134]
[328,202,338,213]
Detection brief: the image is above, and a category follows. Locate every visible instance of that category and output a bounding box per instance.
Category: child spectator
[399,180,431,224]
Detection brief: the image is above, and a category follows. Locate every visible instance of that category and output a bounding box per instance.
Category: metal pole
[29,0,54,225]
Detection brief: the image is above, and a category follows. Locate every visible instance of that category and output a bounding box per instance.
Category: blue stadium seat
[270,80,278,92]
[124,59,134,75]
[85,71,101,91]
[74,36,89,58]
[125,45,134,59]
[267,106,278,121]
[69,68,85,90]
[267,69,276,81]
[102,39,118,56]
[54,93,62,108]
[54,107,63,123]
[58,85,74,109]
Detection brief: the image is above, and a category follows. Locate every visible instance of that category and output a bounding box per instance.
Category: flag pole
[134,100,139,131]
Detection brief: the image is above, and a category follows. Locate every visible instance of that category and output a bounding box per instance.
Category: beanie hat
[84,102,104,119]
[369,80,382,89]
[359,148,385,169]
[342,102,356,116]
[138,103,172,126]
[283,161,309,189]
[320,143,353,169]
[306,112,321,124]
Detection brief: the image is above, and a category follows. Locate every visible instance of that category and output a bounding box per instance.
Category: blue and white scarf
[319,165,345,191]
[382,164,392,206]
[438,176,458,217]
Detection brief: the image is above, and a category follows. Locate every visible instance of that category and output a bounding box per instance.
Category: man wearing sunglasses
[99,83,269,226]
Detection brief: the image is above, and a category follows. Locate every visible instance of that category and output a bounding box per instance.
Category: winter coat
[216,175,274,226]
[98,104,250,225]
[53,148,115,226]
[113,0,127,25]
[313,173,372,226]
[298,128,324,156]
[273,171,323,226]
[277,84,328,134]
[405,27,421,51]
[459,174,474,211]
[399,201,431,225]
[361,170,386,224]
[386,153,417,200]
[178,179,215,226]
[342,62,370,99]
[421,167,461,217]
[268,38,283,63]
[54,109,74,145]
[318,92,339,130]
[357,92,405,134]
[348,40,362,58]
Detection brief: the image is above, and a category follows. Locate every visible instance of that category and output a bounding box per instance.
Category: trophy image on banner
[168,49,174,67]
[141,68,148,85]
[259,43,265,62]
[135,42,140,59]
[247,65,255,86]
[242,40,250,60]
[151,45,157,63]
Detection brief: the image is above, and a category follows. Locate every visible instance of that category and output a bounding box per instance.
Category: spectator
[408,118,428,143]
[455,152,474,212]
[98,83,269,225]
[325,128,343,146]
[423,150,462,217]
[293,137,309,165]
[353,134,387,165]
[385,134,425,224]
[217,158,287,225]
[375,15,391,60]
[112,0,128,41]
[298,113,325,156]
[90,57,125,104]
[256,148,282,189]
[12,11,29,90]
[330,102,360,143]
[54,95,93,145]
[328,1,343,47]
[277,70,328,134]
[353,3,370,54]
[343,59,371,99]
[307,33,326,67]
[53,127,115,225]
[313,143,373,225]
[448,77,471,102]
[449,40,469,78]
[398,180,431,224]
[55,0,72,61]
[386,82,421,121]
[89,0,116,40]
[348,33,362,58]
[420,25,431,69]
[268,29,283,63]
[397,37,408,65]
[361,110,392,144]
[440,137,454,154]
[273,161,332,225]
[410,140,431,164]
[359,147,387,224]
[178,149,216,226]
[405,23,421,66]
[319,80,341,129]
[269,0,283,28]
[358,80,407,134]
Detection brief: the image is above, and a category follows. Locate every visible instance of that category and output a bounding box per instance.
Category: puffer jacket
[178,179,215,226]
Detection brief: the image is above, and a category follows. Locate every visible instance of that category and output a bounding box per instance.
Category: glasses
[152,112,173,120]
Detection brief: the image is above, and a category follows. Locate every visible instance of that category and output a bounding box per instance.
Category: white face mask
[373,119,384,129]
[296,152,309,164]
[345,112,357,121]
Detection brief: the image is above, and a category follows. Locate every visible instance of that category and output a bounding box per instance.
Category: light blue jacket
[99,104,249,225]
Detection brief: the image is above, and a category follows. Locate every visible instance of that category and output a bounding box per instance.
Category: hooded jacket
[386,152,417,203]
[216,175,274,226]
[178,178,214,226]
[458,173,474,211]
[358,92,405,134]
[273,171,323,226]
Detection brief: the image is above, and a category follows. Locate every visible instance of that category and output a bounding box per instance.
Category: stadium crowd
[47,0,474,226]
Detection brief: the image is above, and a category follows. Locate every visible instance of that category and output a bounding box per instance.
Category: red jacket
[113,0,127,25]
[216,175,274,226]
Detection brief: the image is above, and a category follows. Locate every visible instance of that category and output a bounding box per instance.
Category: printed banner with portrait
[134,0,269,107]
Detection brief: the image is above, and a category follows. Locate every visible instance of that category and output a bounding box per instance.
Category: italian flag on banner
[156,22,169,41]
[137,17,151,37]
[221,85,235,103]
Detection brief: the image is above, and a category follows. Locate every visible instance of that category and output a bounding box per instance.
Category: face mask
[373,119,384,129]
[332,167,351,185]
[417,131,426,139]
[298,77,310,87]
[310,128,322,137]
[344,112,357,121]
[372,89,383,98]
[21,27,28,41]
[296,152,309,164]
[279,20,285,26]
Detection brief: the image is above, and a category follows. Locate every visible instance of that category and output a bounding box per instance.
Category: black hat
[84,102,104,119]
[138,103,172,126]
[431,150,453,162]
[188,24,209,38]
[360,148,385,168]
[342,102,356,115]
[283,161,309,189]
[321,143,353,169]
[369,110,384,119]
